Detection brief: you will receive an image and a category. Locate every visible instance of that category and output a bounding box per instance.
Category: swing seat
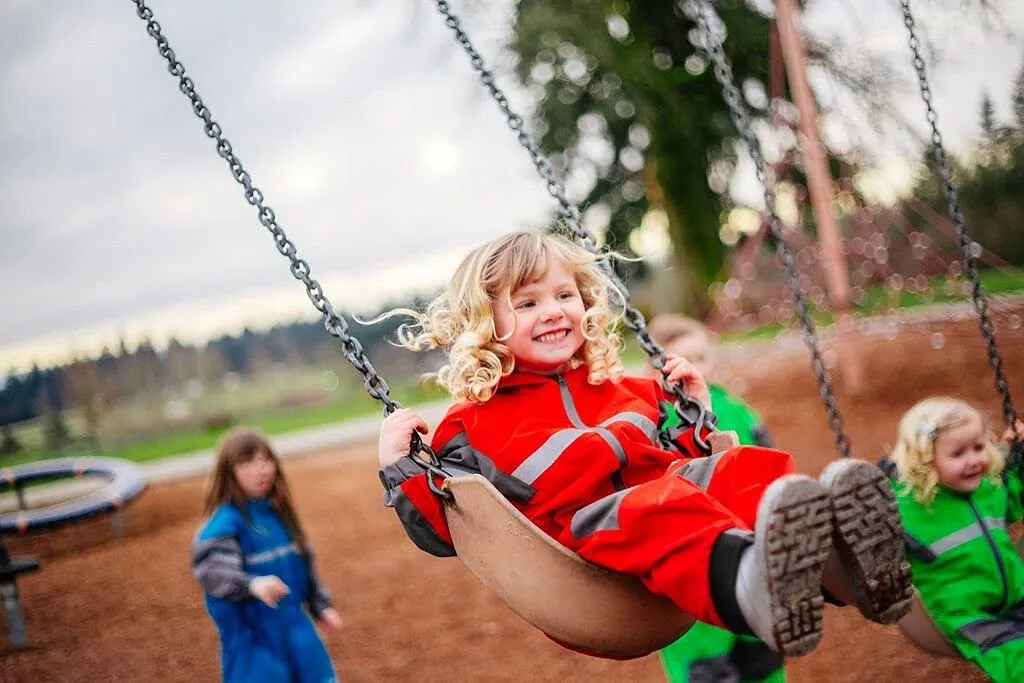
[897,589,959,658]
[443,474,695,659]
[439,431,738,658]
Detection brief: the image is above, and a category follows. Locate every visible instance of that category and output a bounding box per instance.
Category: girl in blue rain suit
[192,428,341,683]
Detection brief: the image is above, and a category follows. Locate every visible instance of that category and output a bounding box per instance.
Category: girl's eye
[558,291,574,300]
[515,300,534,310]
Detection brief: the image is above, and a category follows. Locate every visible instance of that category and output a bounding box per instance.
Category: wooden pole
[774,0,862,392]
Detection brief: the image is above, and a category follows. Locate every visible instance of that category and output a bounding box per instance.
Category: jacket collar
[496,363,588,391]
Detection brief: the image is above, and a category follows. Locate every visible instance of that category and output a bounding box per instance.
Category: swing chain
[898,0,1019,432]
[129,0,402,417]
[432,0,717,454]
[410,444,456,502]
[431,1,592,253]
[683,1,853,459]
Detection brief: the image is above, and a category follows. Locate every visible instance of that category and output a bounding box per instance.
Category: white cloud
[420,137,461,178]
[268,15,387,96]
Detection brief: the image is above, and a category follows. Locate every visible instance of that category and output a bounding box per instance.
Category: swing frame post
[773,0,864,395]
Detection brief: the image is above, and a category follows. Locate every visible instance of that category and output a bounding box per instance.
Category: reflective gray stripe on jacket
[906,515,1008,560]
[192,536,252,601]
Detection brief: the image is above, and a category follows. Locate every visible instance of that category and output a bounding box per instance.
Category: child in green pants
[648,315,784,683]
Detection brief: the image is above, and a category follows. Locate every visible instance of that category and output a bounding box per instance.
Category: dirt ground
[4,307,1024,683]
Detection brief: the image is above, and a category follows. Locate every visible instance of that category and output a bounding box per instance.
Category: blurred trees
[505,0,1004,313]
[910,56,1024,266]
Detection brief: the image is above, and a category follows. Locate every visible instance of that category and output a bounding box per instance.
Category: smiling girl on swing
[376,230,914,658]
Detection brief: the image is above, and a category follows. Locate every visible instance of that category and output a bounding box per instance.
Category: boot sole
[755,474,834,657]
[821,459,913,624]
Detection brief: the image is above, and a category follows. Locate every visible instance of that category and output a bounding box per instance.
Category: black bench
[1,539,40,648]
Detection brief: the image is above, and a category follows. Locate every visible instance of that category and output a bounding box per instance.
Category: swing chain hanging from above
[129,1,399,414]
[898,0,1018,433]
[130,0,851,461]
[128,0,463,499]
[883,0,1020,659]
[434,0,856,460]
[683,0,854,458]
[432,0,724,456]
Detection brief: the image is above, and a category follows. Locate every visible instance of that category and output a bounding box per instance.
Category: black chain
[432,0,717,452]
[129,1,454,492]
[129,0,401,415]
[682,1,853,459]
[899,0,1019,432]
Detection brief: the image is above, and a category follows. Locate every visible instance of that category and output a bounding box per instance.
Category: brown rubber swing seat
[437,431,743,659]
[443,474,695,659]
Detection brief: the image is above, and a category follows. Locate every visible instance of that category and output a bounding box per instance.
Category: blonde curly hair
[889,396,1004,505]
[392,230,625,403]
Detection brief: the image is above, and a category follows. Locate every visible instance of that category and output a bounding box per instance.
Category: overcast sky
[1,0,1021,371]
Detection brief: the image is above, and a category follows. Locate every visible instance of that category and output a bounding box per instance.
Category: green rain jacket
[884,459,1024,682]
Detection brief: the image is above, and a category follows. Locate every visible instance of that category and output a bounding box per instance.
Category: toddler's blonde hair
[889,396,1004,504]
[393,230,625,403]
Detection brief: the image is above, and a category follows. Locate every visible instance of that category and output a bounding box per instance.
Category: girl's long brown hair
[204,427,308,552]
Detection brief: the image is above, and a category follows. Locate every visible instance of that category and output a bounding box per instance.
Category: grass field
[3,377,444,467]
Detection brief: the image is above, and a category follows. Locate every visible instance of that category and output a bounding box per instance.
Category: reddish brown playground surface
[4,308,1024,683]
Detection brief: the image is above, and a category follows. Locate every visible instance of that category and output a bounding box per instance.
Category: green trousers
[659,621,785,683]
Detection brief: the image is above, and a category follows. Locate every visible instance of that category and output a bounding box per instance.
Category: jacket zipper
[555,375,627,491]
[968,497,1009,610]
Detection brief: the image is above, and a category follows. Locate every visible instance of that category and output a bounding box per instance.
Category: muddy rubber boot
[819,458,913,624]
[735,474,834,657]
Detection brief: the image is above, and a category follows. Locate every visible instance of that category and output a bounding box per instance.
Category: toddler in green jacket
[883,397,1024,682]
[646,315,784,683]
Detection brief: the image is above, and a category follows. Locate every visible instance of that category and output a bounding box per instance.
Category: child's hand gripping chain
[379,408,430,470]
[662,354,711,413]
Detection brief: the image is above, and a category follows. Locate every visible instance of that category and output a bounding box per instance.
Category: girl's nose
[540,301,565,321]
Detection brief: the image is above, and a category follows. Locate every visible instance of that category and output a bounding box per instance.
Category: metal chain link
[130,0,454,495]
[683,1,853,459]
[128,1,405,415]
[432,0,718,451]
[899,0,1019,431]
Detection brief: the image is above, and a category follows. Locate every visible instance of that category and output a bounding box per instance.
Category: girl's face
[233,448,278,499]
[933,414,989,494]
[493,258,586,374]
